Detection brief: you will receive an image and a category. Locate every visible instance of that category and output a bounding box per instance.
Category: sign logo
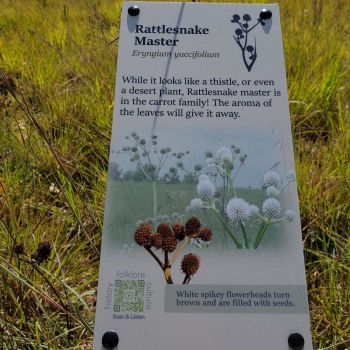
[231,13,266,72]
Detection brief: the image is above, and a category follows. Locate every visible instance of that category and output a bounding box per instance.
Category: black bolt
[102,331,119,350]
[128,6,140,16]
[288,333,305,350]
[260,9,272,20]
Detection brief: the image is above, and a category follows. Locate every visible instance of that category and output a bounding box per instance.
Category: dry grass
[0,0,350,348]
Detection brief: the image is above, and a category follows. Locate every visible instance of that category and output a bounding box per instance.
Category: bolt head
[260,9,272,20]
[288,333,305,350]
[102,331,119,350]
[128,6,140,16]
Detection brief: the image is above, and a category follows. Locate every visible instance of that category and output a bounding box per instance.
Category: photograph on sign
[93,3,312,350]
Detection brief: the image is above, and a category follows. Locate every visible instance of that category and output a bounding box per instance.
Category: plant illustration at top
[134,217,212,284]
[118,132,189,231]
[231,13,266,72]
[188,145,297,249]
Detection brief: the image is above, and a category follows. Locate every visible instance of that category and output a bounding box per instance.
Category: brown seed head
[134,223,152,247]
[157,223,173,238]
[199,228,213,242]
[185,217,201,236]
[14,243,25,255]
[172,222,186,241]
[150,232,163,250]
[31,241,52,264]
[181,253,200,276]
[162,235,178,252]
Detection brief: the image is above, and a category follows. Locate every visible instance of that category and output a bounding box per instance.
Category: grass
[0,0,350,348]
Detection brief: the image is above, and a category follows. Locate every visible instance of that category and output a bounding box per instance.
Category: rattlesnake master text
[134,24,209,46]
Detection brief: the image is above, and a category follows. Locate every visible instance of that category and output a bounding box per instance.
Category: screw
[102,331,119,350]
[128,6,140,16]
[288,333,305,350]
[259,9,272,20]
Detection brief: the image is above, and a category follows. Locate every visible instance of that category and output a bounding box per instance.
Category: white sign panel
[93,2,312,350]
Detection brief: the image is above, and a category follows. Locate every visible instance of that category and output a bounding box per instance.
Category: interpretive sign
[93,2,313,350]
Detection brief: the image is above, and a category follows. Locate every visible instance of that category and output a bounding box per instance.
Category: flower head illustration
[191,198,203,210]
[188,143,297,249]
[216,146,233,163]
[286,169,296,181]
[134,218,212,284]
[231,12,265,71]
[225,198,250,222]
[197,179,215,199]
[248,204,259,216]
[134,223,152,247]
[266,185,279,197]
[263,198,282,218]
[181,253,200,282]
[199,228,213,242]
[263,171,282,189]
[285,209,296,222]
[205,157,216,168]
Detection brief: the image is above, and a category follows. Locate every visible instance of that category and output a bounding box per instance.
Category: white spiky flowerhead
[248,204,259,216]
[286,169,296,181]
[216,147,233,163]
[262,198,282,218]
[191,198,203,210]
[263,171,282,189]
[199,174,210,182]
[186,205,195,214]
[266,186,279,198]
[205,157,216,168]
[197,179,215,199]
[285,209,296,222]
[145,217,154,224]
[225,198,250,222]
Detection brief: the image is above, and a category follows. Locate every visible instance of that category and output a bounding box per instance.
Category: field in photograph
[107,181,280,250]
[1,0,350,349]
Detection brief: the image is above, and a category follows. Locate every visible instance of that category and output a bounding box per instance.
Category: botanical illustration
[118,131,190,232]
[115,131,297,265]
[134,217,211,284]
[115,132,214,284]
[187,145,297,249]
[231,13,266,72]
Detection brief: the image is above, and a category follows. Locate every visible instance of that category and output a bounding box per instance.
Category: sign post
[93,3,313,350]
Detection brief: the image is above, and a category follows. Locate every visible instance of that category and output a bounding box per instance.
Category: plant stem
[213,209,243,249]
[240,221,250,249]
[227,165,237,198]
[253,219,270,249]
[169,237,190,266]
[145,246,164,269]
[221,174,228,251]
[164,267,173,284]
[152,180,157,231]
[182,275,191,284]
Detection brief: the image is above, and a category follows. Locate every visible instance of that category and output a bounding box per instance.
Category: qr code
[114,280,145,312]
